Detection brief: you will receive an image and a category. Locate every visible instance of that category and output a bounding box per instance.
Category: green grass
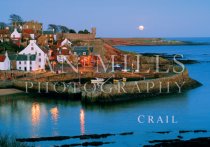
[0,135,31,147]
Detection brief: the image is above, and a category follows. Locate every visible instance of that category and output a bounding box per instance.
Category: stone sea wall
[81,70,201,103]
[11,70,201,103]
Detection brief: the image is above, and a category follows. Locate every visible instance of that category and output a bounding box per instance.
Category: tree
[48,24,59,33]
[83,29,90,34]
[69,29,76,33]
[58,25,69,33]
[0,22,7,29]
[78,30,84,34]
[9,14,23,27]
[78,29,90,34]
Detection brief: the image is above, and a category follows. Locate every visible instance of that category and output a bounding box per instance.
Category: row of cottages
[0,37,94,71]
[0,40,47,71]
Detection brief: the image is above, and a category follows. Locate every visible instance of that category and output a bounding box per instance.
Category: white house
[11,28,21,40]
[0,51,11,70]
[61,38,72,47]
[17,40,47,71]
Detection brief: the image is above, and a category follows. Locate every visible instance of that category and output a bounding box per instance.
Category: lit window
[74,52,77,55]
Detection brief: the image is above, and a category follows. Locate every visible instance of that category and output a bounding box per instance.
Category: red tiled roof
[0,55,6,62]
[57,49,71,55]
[0,29,10,34]
[22,29,35,34]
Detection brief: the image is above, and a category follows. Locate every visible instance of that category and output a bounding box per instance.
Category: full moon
[138,25,144,31]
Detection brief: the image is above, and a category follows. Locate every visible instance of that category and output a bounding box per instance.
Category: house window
[30,61,32,64]
[31,47,34,50]
[39,65,41,68]
[83,52,86,55]
[30,67,32,71]
[39,53,41,56]
[39,58,41,62]
[24,61,26,64]
[13,35,15,38]
[19,61,21,64]
[19,67,21,70]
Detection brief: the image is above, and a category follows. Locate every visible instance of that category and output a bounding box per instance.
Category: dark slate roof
[73,46,93,56]
[8,54,18,60]
[16,54,36,61]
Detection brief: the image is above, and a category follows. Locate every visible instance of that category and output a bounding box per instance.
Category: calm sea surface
[1,38,210,147]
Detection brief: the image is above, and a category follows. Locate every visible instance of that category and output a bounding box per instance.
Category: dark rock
[179,130,192,134]
[194,130,207,133]
[16,133,115,142]
[79,133,115,140]
[146,137,210,147]
[16,136,71,142]
[154,131,171,134]
[177,136,183,139]
[149,139,180,144]
[119,132,134,136]
[60,144,81,147]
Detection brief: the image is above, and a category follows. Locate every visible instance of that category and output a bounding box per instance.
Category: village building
[56,47,72,63]
[0,51,11,70]
[11,28,21,40]
[0,28,10,42]
[22,21,42,34]
[22,29,37,45]
[17,40,47,71]
[41,31,56,46]
[16,54,37,71]
[21,21,43,46]
[10,28,22,46]
[37,35,49,46]
[60,38,72,47]
[73,46,94,66]
[73,46,93,56]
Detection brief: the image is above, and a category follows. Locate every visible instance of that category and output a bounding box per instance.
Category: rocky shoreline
[103,38,209,46]
[15,130,210,147]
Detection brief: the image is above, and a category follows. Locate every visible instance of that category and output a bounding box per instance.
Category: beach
[0,88,23,96]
